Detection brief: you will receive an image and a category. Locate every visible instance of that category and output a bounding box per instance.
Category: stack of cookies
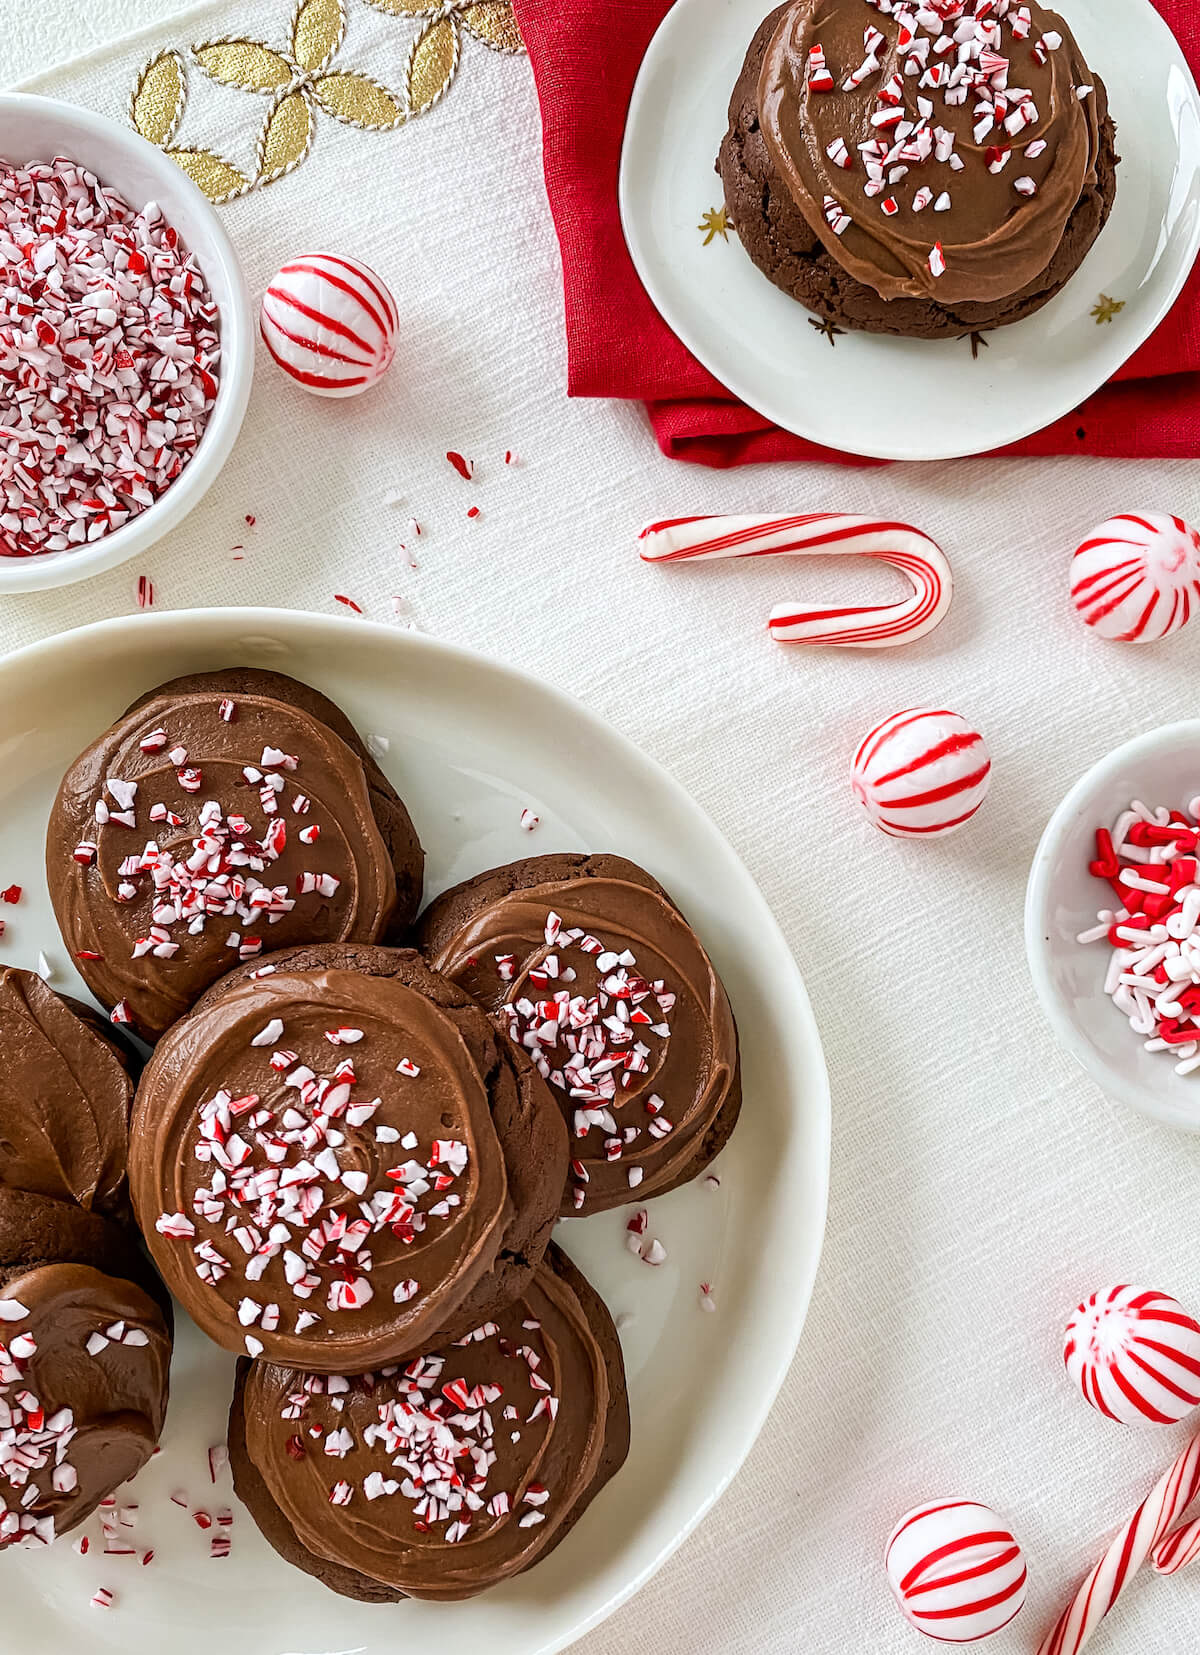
[5,666,742,1601]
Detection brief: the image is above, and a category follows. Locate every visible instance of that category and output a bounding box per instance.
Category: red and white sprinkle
[0,159,219,559]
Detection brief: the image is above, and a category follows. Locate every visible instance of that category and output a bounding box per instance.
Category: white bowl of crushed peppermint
[1026,721,1200,1132]
[0,95,253,591]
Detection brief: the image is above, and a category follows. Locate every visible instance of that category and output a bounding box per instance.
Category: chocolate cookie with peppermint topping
[228,1244,628,1601]
[417,853,741,1214]
[720,0,1118,337]
[129,945,567,1373]
[0,1186,172,1550]
[46,668,423,1042]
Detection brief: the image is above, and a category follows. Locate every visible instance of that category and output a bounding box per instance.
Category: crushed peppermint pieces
[0,159,219,559]
[153,1016,471,1341]
[803,0,1073,286]
[493,913,675,1210]
[71,717,357,982]
[272,1316,559,1543]
[1080,796,1200,1077]
[445,451,473,480]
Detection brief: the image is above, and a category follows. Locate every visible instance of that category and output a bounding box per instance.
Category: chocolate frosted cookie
[228,1244,629,1601]
[0,1187,171,1549]
[47,669,424,1041]
[0,968,137,1218]
[719,0,1118,337]
[417,853,741,1214]
[129,944,567,1372]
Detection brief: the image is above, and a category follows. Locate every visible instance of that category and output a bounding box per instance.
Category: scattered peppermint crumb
[519,808,539,832]
[446,451,473,481]
[703,1174,721,1191]
[136,575,154,609]
[244,514,256,526]
[367,733,389,759]
[382,488,405,507]
[466,506,481,520]
[615,1310,634,1331]
[699,1281,717,1312]
[90,1587,115,1609]
[229,544,244,560]
[1,885,21,904]
[333,594,363,615]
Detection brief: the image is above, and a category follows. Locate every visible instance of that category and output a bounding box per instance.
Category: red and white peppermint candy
[1038,1430,1200,1655]
[259,253,397,398]
[1071,512,1200,642]
[851,709,991,838]
[638,514,952,648]
[885,1499,1027,1643]
[1064,1285,1200,1426]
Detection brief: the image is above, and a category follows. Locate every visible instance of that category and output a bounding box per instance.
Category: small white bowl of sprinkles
[1026,722,1200,1132]
[0,95,253,592]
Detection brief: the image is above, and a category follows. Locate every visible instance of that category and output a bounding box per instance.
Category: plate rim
[618,0,1200,462]
[1,606,832,1653]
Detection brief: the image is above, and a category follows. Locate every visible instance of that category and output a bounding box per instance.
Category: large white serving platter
[619,0,1200,461]
[1,608,830,1655]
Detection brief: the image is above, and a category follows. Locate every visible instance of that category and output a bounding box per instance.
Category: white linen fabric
[6,4,1200,1649]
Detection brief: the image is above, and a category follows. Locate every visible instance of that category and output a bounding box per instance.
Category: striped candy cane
[1037,1430,1200,1655]
[637,514,952,647]
[1152,1515,1200,1575]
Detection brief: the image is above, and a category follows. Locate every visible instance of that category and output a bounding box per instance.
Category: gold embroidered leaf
[165,149,251,201]
[192,39,294,93]
[460,2,523,52]
[407,15,459,114]
[311,73,404,128]
[129,50,186,146]
[363,0,441,12]
[257,90,315,181]
[291,0,345,74]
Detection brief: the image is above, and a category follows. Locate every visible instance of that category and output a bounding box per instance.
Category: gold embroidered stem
[129,0,523,202]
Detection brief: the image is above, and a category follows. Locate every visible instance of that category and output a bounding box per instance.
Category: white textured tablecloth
[7,3,1200,1650]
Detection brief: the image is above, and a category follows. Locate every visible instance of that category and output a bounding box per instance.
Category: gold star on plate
[1091,293,1125,325]
[697,206,730,245]
[808,316,844,347]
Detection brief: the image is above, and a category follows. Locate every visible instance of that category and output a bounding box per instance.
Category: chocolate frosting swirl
[0,969,133,1216]
[131,967,514,1371]
[0,1263,170,1547]
[239,1258,610,1599]
[758,0,1102,304]
[47,690,398,1040]
[426,875,737,1211]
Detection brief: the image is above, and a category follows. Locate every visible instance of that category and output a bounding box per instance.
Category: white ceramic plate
[0,609,829,1655]
[619,0,1200,461]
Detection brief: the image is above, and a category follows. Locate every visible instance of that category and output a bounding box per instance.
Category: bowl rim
[0,93,254,593]
[1024,718,1200,1129]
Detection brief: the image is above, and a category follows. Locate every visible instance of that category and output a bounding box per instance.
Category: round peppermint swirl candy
[231,1246,629,1601]
[1071,512,1200,642]
[885,1499,1027,1642]
[851,708,991,838]
[48,671,422,1041]
[130,948,566,1372]
[260,254,397,398]
[1064,1285,1200,1426]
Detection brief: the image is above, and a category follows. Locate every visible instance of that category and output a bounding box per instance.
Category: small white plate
[0,609,829,1655]
[1026,720,1200,1132]
[619,0,1200,461]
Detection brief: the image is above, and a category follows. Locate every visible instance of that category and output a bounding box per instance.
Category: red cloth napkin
[511,0,1200,466]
